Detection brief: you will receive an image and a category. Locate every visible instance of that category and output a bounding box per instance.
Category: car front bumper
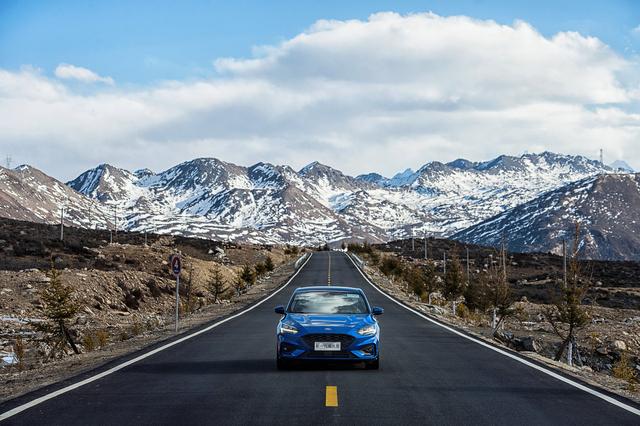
[277,332,379,361]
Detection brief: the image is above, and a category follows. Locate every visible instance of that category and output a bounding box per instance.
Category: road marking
[346,254,640,417]
[327,252,331,286]
[325,386,338,407]
[0,254,315,421]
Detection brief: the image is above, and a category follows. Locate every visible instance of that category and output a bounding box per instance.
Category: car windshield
[288,291,369,314]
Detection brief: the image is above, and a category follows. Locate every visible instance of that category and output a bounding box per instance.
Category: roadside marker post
[170,254,182,332]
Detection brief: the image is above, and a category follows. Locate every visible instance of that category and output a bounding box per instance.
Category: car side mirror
[372,306,384,315]
[274,305,285,315]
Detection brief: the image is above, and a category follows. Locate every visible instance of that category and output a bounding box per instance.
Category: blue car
[274,286,383,369]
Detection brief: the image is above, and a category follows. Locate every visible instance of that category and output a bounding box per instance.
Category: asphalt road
[2,252,639,425]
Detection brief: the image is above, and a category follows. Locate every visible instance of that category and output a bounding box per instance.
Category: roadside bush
[82,334,96,352]
[255,262,267,277]
[404,266,426,298]
[613,352,638,392]
[367,250,380,266]
[284,245,299,256]
[95,330,109,348]
[241,265,256,287]
[14,336,26,371]
[380,256,404,278]
[347,242,373,254]
[455,302,470,319]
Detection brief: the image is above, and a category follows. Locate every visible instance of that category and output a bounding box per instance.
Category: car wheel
[276,357,290,370]
[365,358,379,370]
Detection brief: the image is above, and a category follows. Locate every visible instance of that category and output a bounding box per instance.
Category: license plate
[315,341,341,351]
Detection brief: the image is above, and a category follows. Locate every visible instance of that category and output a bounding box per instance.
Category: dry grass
[613,352,638,392]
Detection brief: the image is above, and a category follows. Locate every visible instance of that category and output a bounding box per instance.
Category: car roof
[293,286,363,293]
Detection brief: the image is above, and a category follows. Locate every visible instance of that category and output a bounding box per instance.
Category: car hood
[286,313,373,331]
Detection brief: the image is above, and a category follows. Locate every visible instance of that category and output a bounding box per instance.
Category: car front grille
[301,333,355,349]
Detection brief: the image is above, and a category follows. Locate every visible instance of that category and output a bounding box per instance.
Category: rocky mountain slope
[0,152,629,255]
[453,173,640,260]
[64,152,614,245]
[0,165,111,229]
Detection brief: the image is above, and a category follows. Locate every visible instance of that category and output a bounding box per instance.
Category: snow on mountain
[0,151,619,252]
[453,173,640,260]
[0,165,111,228]
[375,151,613,235]
[609,160,634,173]
[68,163,143,203]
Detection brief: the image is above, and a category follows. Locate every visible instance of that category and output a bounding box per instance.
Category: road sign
[170,254,182,332]
[171,255,181,277]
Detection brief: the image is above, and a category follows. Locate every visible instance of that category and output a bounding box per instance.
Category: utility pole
[113,205,118,237]
[424,231,427,259]
[502,241,507,283]
[599,148,604,166]
[443,251,447,275]
[59,205,65,241]
[4,155,11,169]
[466,247,470,285]
[563,239,567,289]
[411,230,415,252]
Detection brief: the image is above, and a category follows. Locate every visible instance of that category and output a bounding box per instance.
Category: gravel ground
[361,260,640,405]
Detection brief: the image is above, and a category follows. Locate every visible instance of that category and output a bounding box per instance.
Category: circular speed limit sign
[171,254,181,277]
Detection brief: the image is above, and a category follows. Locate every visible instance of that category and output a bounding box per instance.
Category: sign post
[170,254,182,332]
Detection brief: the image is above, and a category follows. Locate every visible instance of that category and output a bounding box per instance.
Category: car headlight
[357,324,376,336]
[279,323,299,334]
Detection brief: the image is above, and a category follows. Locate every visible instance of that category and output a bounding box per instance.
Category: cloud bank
[0,12,638,180]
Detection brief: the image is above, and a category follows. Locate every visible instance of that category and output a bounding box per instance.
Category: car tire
[365,358,379,370]
[276,357,290,370]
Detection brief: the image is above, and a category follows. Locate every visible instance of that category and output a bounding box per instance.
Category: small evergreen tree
[240,265,255,287]
[486,245,517,333]
[264,256,274,272]
[232,272,245,296]
[464,273,491,312]
[34,265,80,358]
[443,254,465,313]
[254,262,267,277]
[544,223,591,365]
[422,261,440,303]
[207,264,226,303]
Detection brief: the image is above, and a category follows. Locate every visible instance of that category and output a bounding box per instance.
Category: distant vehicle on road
[274,286,383,369]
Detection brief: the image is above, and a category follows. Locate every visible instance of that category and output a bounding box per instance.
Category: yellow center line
[325,386,338,407]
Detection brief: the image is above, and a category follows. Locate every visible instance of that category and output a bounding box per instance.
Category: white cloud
[54,63,114,85]
[1,12,639,180]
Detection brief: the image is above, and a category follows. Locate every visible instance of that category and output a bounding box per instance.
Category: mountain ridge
[0,151,632,258]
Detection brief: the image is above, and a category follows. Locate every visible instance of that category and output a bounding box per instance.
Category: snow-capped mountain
[453,173,640,260]
[0,165,111,228]
[609,160,634,173]
[358,151,614,235]
[62,151,613,245]
[0,151,622,254]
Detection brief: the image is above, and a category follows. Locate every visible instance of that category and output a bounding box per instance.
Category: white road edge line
[346,254,640,417]
[0,253,314,421]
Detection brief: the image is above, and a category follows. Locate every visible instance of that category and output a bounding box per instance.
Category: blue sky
[0,1,639,179]
[1,0,638,84]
